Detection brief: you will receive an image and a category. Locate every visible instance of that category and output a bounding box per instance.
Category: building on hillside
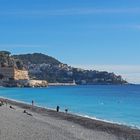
[0,66,29,81]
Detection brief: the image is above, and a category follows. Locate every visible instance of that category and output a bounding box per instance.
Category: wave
[75,113,140,130]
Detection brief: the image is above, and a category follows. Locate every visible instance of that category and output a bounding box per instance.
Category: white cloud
[134,25,140,29]
[85,24,140,30]
[0,8,140,17]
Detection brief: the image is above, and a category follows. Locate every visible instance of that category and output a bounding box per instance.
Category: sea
[0,85,140,128]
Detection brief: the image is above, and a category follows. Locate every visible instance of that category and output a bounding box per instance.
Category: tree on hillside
[0,51,11,56]
[16,60,24,70]
[0,51,11,66]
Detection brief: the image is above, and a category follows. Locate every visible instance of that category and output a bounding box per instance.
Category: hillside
[13,53,127,85]
[13,53,61,65]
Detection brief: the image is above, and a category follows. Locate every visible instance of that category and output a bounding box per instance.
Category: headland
[0,51,127,87]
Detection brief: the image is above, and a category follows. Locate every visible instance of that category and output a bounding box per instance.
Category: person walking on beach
[65,108,68,113]
[32,100,34,106]
[56,106,60,112]
[5,99,7,107]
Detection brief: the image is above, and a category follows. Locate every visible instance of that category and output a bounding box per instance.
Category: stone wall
[0,67,14,80]
[0,66,29,80]
[27,80,48,87]
[14,69,29,80]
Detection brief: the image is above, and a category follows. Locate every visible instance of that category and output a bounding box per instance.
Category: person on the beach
[32,100,34,106]
[10,106,15,110]
[5,99,7,106]
[56,106,60,112]
[65,108,68,113]
[23,110,27,113]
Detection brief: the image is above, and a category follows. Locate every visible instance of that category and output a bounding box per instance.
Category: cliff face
[0,66,29,81]
[14,69,29,80]
[0,51,48,87]
[0,51,29,81]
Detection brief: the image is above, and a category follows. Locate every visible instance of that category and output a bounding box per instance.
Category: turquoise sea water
[0,85,140,128]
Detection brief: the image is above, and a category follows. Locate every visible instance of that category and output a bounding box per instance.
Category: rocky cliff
[0,51,48,87]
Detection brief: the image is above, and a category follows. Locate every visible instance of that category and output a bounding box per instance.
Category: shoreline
[0,83,136,88]
[0,97,140,140]
[0,96,139,130]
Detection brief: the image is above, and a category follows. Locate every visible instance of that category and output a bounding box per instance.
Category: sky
[0,0,140,83]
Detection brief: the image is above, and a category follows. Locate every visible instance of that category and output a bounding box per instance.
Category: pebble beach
[0,98,140,140]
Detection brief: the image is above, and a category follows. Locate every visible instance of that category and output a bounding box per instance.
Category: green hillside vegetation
[13,53,61,65]
[0,51,24,70]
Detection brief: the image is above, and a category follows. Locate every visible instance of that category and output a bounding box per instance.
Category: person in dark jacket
[56,106,60,112]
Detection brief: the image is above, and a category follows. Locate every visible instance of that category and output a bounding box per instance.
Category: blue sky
[0,0,140,83]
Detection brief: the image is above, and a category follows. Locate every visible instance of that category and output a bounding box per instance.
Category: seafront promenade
[0,98,140,140]
[48,82,76,86]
